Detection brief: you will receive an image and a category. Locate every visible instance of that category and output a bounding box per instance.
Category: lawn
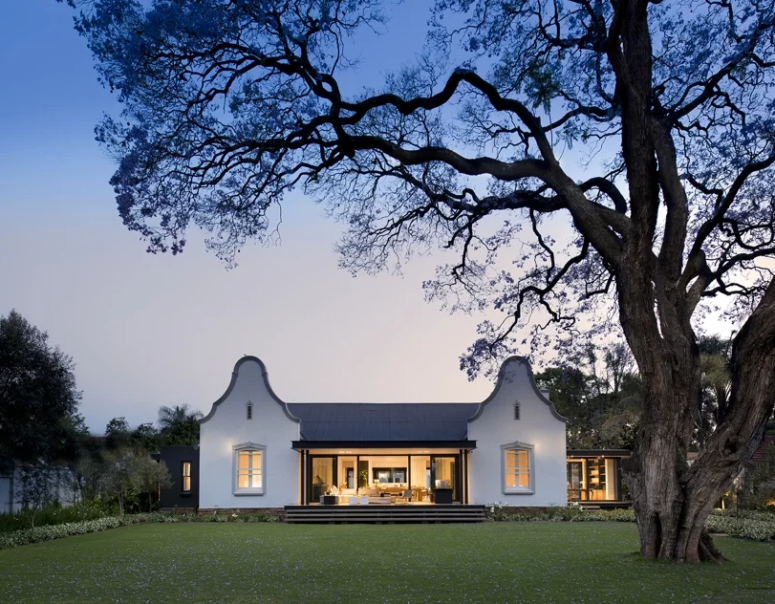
[0,523,773,604]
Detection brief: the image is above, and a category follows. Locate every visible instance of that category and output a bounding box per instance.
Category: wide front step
[284,504,486,524]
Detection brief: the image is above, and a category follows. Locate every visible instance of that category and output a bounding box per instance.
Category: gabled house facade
[196,355,569,510]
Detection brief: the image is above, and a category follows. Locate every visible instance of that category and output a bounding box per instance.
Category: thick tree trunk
[624,401,733,563]
[621,351,726,562]
[620,279,775,562]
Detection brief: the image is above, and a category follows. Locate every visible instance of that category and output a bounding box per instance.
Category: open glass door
[309,457,335,503]
[431,456,458,502]
[567,461,584,501]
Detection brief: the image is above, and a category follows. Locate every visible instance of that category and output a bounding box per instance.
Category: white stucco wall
[0,467,75,513]
[467,358,567,507]
[199,357,301,509]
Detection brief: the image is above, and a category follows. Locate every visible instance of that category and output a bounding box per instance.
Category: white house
[197,355,569,510]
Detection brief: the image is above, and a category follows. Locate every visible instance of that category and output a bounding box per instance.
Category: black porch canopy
[291,440,477,450]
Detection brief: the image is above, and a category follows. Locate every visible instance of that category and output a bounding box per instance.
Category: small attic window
[246,402,253,420]
[514,401,520,420]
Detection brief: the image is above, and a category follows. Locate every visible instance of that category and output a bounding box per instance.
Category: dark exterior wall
[159,445,199,510]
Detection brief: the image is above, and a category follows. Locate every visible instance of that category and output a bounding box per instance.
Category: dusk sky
[0,0,514,433]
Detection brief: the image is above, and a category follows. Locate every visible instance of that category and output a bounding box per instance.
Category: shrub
[0,501,113,533]
[484,504,773,543]
[484,504,635,523]
[706,515,775,542]
[711,508,775,522]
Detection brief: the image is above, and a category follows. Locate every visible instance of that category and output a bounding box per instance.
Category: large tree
[0,310,82,471]
[63,0,775,561]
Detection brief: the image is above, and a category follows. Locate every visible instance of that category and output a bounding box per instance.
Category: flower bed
[0,511,280,550]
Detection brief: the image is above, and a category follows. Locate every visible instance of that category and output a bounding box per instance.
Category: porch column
[462,450,470,504]
[459,449,466,504]
[299,450,306,505]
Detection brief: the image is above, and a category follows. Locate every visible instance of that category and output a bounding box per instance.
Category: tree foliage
[104,416,132,450]
[99,450,171,515]
[738,442,775,510]
[64,456,108,522]
[104,404,201,454]
[131,422,162,452]
[695,335,733,449]
[14,466,51,528]
[157,405,202,446]
[536,345,642,449]
[130,454,172,513]
[0,310,82,472]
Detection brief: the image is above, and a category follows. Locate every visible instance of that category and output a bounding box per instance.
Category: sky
[0,0,507,433]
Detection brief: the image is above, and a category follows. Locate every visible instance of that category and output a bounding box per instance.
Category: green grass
[1,523,773,604]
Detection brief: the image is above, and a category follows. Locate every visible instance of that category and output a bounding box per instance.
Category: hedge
[484,505,635,523]
[0,511,280,551]
[484,504,775,542]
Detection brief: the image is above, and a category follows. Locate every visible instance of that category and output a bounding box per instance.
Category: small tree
[100,451,137,515]
[64,456,106,523]
[130,456,172,512]
[15,465,52,528]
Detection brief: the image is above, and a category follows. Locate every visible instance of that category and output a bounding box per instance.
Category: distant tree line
[535,337,740,451]
[103,404,202,453]
[0,309,201,525]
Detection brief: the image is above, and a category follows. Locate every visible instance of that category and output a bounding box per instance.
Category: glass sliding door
[410,456,431,502]
[338,456,356,491]
[431,456,458,502]
[587,458,607,501]
[567,461,584,501]
[310,457,335,503]
[605,458,620,501]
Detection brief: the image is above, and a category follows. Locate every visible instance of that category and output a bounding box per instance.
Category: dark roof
[287,403,481,442]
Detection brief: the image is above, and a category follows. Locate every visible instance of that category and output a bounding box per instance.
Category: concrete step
[284,504,486,524]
